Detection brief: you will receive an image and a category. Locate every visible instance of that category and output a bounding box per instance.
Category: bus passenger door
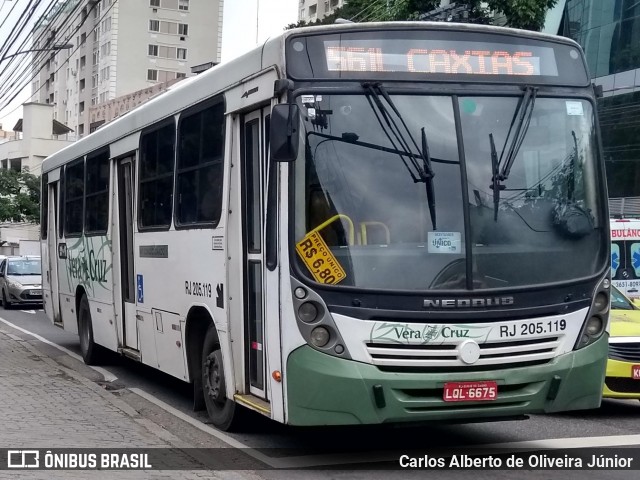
[116,156,138,351]
[46,182,62,325]
[242,109,268,399]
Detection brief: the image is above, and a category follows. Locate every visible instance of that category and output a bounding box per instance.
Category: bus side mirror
[270,104,300,162]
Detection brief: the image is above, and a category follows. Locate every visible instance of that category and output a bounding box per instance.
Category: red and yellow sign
[296,231,346,285]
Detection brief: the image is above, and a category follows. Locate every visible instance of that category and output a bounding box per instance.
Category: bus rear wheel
[201,326,243,431]
[78,295,101,365]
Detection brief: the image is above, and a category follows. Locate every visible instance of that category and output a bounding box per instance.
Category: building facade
[0,103,73,175]
[559,1,640,201]
[32,0,223,140]
[299,0,345,23]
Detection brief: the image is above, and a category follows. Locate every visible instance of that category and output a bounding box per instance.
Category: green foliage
[0,170,41,223]
[286,0,558,32]
[483,0,558,31]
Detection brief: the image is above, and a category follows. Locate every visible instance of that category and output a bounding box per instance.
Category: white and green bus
[41,22,610,430]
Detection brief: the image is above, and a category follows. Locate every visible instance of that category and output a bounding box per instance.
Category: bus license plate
[443,381,498,402]
[632,365,640,380]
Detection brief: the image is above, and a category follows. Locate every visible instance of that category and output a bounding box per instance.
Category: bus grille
[365,336,560,369]
[608,343,640,363]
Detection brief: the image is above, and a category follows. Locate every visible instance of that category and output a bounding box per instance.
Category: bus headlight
[575,275,609,350]
[585,316,603,336]
[310,327,330,347]
[298,302,319,323]
[593,292,608,312]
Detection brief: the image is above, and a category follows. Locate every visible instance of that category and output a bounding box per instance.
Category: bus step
[233,394,271,417]
[119,347,141,362]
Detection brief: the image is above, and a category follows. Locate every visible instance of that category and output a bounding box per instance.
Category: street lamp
[1,43,73,62]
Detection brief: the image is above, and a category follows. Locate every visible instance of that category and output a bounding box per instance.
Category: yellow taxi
[604,286,640,399]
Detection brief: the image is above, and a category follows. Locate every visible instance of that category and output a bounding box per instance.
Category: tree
[286,0,558,32]
[482,0,558,31]
[0,169,40,223]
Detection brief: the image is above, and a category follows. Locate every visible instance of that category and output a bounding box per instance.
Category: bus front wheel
[201,326,242,431]
[78,295,101,365]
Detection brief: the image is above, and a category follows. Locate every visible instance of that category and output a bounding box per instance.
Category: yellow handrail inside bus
[360,221,390,245]
[310,214,355,245]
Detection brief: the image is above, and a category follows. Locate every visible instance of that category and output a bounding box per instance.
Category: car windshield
[292,93,606,291]
[611,286,634,310]
[7,259,42,276]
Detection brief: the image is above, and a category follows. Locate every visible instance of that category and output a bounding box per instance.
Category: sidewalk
[0,327,262,479]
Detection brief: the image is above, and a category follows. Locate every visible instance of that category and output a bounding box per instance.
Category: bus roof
[41,21,582,174]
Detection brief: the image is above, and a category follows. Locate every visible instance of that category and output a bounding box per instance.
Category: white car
[0,256,43,308]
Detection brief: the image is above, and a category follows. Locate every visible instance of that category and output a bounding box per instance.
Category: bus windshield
[293,93,605,291]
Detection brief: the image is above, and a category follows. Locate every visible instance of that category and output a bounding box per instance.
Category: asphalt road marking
[20,310,37,314]
[130,388,280,467]
[0,316,118,383]
[4,314,640,468]
[130,384,640,468]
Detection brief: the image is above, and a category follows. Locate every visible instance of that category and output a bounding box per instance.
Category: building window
[10,159,21,172]
[309,4,317,16]
[79,79,85,91]
[79,101,85,114]
[150,0,160,6]
[148,44,158,56]
[92,74,98,88]
[176,72,186,79]
[80,56,86,69]
[177,48,187,60]
[1,160,6,169]
[149,19,160,31]
[100,41,111,56]
[179,0,189,10]
[93,50,99,65]
[147,69,158,81]
[101,17,111,32]
[178,23,188,35]
[139,121,176,229]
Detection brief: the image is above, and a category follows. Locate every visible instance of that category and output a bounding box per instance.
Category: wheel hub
[204,352,224,404]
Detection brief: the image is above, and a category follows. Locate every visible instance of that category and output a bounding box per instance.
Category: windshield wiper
[568,130,578,202]
[363,82,437,229]
[421,127,436,230]
[489,85,538,221]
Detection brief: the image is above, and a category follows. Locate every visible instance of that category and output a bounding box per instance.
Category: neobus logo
[423,297,514,308]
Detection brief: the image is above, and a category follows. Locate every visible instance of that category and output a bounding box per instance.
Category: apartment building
[32,0,223,139]
[299,0,345,23]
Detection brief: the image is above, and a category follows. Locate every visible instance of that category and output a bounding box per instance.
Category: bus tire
[201,326,243,431]
[78,294,101,365]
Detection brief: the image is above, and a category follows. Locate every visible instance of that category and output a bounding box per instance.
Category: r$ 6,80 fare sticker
[296,231,346,285]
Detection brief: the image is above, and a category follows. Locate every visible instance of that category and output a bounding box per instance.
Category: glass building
[558,1,640,203]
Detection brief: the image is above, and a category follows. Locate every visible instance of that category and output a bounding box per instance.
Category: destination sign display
[286,29,588,86]
[324,41,552,76]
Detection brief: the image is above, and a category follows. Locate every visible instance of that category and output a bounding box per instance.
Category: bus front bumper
[285,334,608,426]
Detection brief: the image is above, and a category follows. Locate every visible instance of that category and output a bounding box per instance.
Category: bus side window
[176,96,225,226]
[139,121,176,229]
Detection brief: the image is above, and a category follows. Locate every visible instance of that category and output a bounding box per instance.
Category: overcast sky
[222,0,298,62]
[0,0,298,131]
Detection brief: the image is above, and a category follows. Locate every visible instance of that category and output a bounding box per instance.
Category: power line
[0,0,112,120]
[0,0,76,109]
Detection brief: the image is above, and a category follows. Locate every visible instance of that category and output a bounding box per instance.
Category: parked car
[0,256,43,308]
[604,285,640,399]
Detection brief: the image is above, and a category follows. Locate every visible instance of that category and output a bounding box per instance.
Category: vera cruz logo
[370,322,491,345]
